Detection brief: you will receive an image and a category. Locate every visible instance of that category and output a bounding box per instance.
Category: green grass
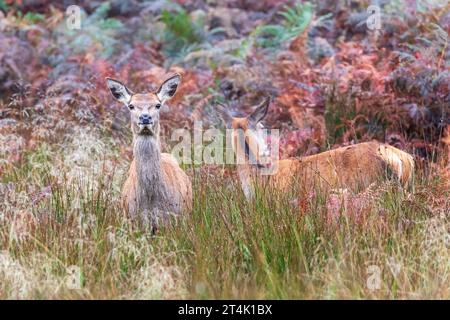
[0,132,448,299]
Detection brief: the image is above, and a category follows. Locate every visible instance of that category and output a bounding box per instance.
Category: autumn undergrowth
[0,127,448,299]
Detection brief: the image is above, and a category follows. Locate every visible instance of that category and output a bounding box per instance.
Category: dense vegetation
[0,0,449,299]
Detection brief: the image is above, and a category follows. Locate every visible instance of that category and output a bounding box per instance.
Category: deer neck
[133,134,169,210]
[237,160,275,200]
[236,163,259,200]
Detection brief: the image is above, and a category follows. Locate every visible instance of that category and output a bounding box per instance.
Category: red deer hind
[106,74,192,230]
[219,97,414,200]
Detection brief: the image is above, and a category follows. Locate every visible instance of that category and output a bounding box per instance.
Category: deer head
[106,74,181,138]
[218,96,272,167]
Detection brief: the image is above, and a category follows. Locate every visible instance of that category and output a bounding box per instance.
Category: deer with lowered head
[106,74,192,230]
[219,97,414,200]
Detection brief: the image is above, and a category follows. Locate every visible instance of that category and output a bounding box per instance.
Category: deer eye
[128,104,135,110]
[155,103,161,109]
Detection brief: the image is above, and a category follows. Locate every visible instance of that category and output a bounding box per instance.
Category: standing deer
[106,74,192,229]
[219,97,414,200]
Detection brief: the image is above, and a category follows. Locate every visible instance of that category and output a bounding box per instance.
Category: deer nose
[139,114,152,124]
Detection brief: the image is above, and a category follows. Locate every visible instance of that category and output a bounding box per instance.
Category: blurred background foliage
[0,0,449,170]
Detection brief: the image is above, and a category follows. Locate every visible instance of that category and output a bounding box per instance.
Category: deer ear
[157,74,181,103]
[248,96,271,124]
[215,102,233,127]
[106,77,133,105]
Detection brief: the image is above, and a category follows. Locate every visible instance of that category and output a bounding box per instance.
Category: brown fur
[268,142,414,193]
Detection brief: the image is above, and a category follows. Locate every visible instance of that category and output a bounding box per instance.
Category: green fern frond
[255,1,314,48]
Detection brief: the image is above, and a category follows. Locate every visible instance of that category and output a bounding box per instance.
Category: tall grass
[0,129,448,299]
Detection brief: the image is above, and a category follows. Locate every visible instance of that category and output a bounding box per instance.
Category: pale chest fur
[121,136,192,227]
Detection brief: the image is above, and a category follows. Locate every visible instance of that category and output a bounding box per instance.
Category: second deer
[219,97,414,200]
